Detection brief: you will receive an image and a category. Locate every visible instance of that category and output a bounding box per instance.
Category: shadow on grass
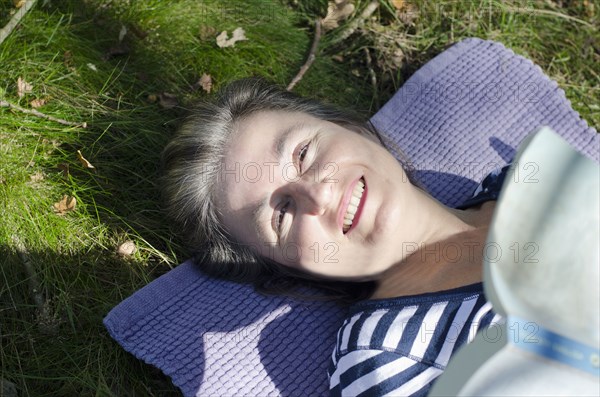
[0,244,182,396]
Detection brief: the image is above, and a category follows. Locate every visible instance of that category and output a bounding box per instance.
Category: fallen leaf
[147,94,158,103]
[199,73,212,93]
[30,98,46,108]
[117,240,137,256]
[87,63,98,72]
[118,24,127,42]
[76,150,95,169]
[30,171,44,182]
[14,0,25,8]
[216,27,248,48]
[17,77,33,98]
[332,54,344,62]
[53,195,76,215]
[159,92,178,109]
[397,2,419,26]
[391,0,404,9]
[199,25,217,40]
[322,0,355,31]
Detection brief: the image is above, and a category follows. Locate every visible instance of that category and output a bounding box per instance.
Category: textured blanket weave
[103,38,598,396]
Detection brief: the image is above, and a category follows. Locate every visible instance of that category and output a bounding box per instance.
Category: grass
[0,0,597,395]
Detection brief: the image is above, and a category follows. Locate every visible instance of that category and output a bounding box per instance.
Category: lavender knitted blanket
[103,38,598,396]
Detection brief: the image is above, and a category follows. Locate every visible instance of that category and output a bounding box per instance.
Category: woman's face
[217,110,426,281]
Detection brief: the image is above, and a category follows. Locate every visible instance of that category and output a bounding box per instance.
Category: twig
[0,0,38,46]
[1,100,87,128]
[11,234,57,335]
[363,47,379,108]
[332,0,379,44]
[11,235,45,312]
[287,18,322,91]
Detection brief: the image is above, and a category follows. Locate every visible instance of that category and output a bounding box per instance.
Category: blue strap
[508,315,600,376]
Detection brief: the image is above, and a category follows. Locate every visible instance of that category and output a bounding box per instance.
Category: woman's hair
[161,77,417,304]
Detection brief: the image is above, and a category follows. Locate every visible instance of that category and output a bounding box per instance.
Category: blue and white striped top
[328,165,510,397]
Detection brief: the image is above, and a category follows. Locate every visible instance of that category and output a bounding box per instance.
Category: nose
[291,177,333,216]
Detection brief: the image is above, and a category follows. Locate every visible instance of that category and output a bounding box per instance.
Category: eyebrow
[248,121,307,243]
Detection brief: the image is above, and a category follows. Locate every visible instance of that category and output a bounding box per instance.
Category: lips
[338,176,367,234]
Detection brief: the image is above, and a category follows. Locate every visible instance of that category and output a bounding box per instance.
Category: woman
[162,77,506,396]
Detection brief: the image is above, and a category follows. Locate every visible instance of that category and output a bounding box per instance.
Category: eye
[299,144,309,162]
[297,142,310,172]
[277,201,290,233]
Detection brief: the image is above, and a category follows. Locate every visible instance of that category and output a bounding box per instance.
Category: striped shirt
[328,165,510,397]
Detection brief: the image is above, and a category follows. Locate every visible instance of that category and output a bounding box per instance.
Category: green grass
[0,0,597,395]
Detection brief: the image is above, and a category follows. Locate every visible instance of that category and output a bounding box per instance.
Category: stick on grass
[1,99,87,128]
[0,0,38,46]
[287,18,322,91]
[11,234,58,335]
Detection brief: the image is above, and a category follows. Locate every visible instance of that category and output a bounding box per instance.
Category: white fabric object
[430,127,600,396]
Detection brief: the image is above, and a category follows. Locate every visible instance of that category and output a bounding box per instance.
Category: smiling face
[217,110,428,281]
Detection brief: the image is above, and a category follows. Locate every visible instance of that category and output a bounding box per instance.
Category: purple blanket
[104,37,598,396]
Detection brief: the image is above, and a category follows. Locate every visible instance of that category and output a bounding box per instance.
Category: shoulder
[329,285,502,395]
[329,349,441,397]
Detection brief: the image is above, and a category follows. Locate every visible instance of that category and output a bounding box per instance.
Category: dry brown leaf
[199,73,212,93]
[216,27,248,48]
[14,0,25,8]
[76,150,95,169]
[159,92,178,109]
[117,240,137,256]
[53,195,76,215]
[391,0,404,9]
[397,2,419,26]
[30,171,44,182]
[17,77,33,98]
[30,98,46,108]
[147,94,158,103]
[322,0,355,31]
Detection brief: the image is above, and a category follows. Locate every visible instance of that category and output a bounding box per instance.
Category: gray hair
[161,77,415,303]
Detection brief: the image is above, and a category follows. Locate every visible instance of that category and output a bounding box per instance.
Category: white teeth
[343,178,365,233]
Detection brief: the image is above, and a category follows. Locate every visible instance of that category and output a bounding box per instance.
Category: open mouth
[343,177,366,234]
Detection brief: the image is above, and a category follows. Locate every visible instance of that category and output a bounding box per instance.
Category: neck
[372,196,495,299]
